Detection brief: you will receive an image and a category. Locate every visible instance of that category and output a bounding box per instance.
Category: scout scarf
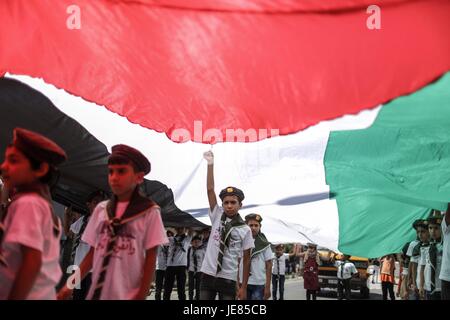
[429,238,442,293]
[91,187,157,300]
[171,234,187,263]
[216,212,246,274]
[412,241,430,258]
[251,232,271,259]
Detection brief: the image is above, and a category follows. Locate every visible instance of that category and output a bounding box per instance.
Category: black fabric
[155,269,166,301]
[200,273,237,300]
[337,278,352,300]
[442,280,450,300]
[163,266,187,300]
[188,271,202,300]
[382,281,395,300]
[73,273,92,300]
[0,77,206,229]
[272,274,285,300]
[306,289,317,301]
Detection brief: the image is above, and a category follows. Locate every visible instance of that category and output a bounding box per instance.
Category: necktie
[193,248,198,273]
[341,262,344,279]
[216,214,227,274]
[429,242,438,293]
[277,257,280,277]
[91,218,121,300]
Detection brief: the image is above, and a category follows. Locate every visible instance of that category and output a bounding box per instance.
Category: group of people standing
[1,127,448,301]
[396,211,450,300]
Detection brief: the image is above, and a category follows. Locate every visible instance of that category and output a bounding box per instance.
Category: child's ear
[239,202,243,209]
[136,172,145,184]
[35,162,50,179]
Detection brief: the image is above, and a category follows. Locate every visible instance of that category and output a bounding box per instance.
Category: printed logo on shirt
[97,222,136,258]
[212,227,221,242]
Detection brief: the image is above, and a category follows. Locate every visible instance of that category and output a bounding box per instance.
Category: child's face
[275,247,284,255]
[192,239,202,248]
[247,219,261,237]
[222,195,242,218]
[202,229,210,239]
[0,146,48,189]
[428,224,441,241]
[108,164,144,198]
[417,227,430,242]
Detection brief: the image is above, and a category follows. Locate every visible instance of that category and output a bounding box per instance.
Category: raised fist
[203,151,214,165]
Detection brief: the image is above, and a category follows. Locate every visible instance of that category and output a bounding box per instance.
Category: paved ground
[148,275,387,300]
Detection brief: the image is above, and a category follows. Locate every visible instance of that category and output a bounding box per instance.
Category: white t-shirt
[188,246,206,272]
[407,240,420,264]
[200,205,254,281]
[167,234,192,267]
[416,246,429,287]
[239,245,273,285]
[420,243,442,292]
[82,200,168,300]
[156,245,169,271]
[272,253,288,276]
[0,194,62,300]
[70,216,91,267]
[115,201,129,219]
[439,218,450,282]
[335,261,357,280]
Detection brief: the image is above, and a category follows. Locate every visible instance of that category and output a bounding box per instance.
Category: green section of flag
[325,72,450,258]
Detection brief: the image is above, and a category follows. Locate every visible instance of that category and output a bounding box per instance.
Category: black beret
[12,127,67,166]
[427,215,443,226]
[191,235,202,242]
[412,219,428,230]
[219,186,244,202]
[245,213,263,223]
[110,144,150,174]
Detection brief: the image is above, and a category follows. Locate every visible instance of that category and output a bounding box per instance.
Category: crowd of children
[368,209,450,301]
[1,128,449,301]
[399,210,449,300]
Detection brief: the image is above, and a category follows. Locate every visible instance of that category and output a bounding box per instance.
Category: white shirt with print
[82,200,168,300]
[335,261,358,280]
[420,242,442,292]
[239,245,273,285]
[272,253,288,276]
[167,234,192,267]
[0,194,62,300]
[406,240,420,264]
[188,246,206,272]
[416,246,429,287]
[440,218,450,282]
[200,205,254,281]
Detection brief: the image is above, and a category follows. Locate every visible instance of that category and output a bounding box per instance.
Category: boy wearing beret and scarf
[199,151,254,300]
[238,213,273,300]
[58,144,168,300]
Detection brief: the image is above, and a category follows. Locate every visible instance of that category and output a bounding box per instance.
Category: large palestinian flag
[1,0,450,257]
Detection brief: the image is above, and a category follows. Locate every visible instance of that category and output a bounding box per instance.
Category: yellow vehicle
[317,248,370,299]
